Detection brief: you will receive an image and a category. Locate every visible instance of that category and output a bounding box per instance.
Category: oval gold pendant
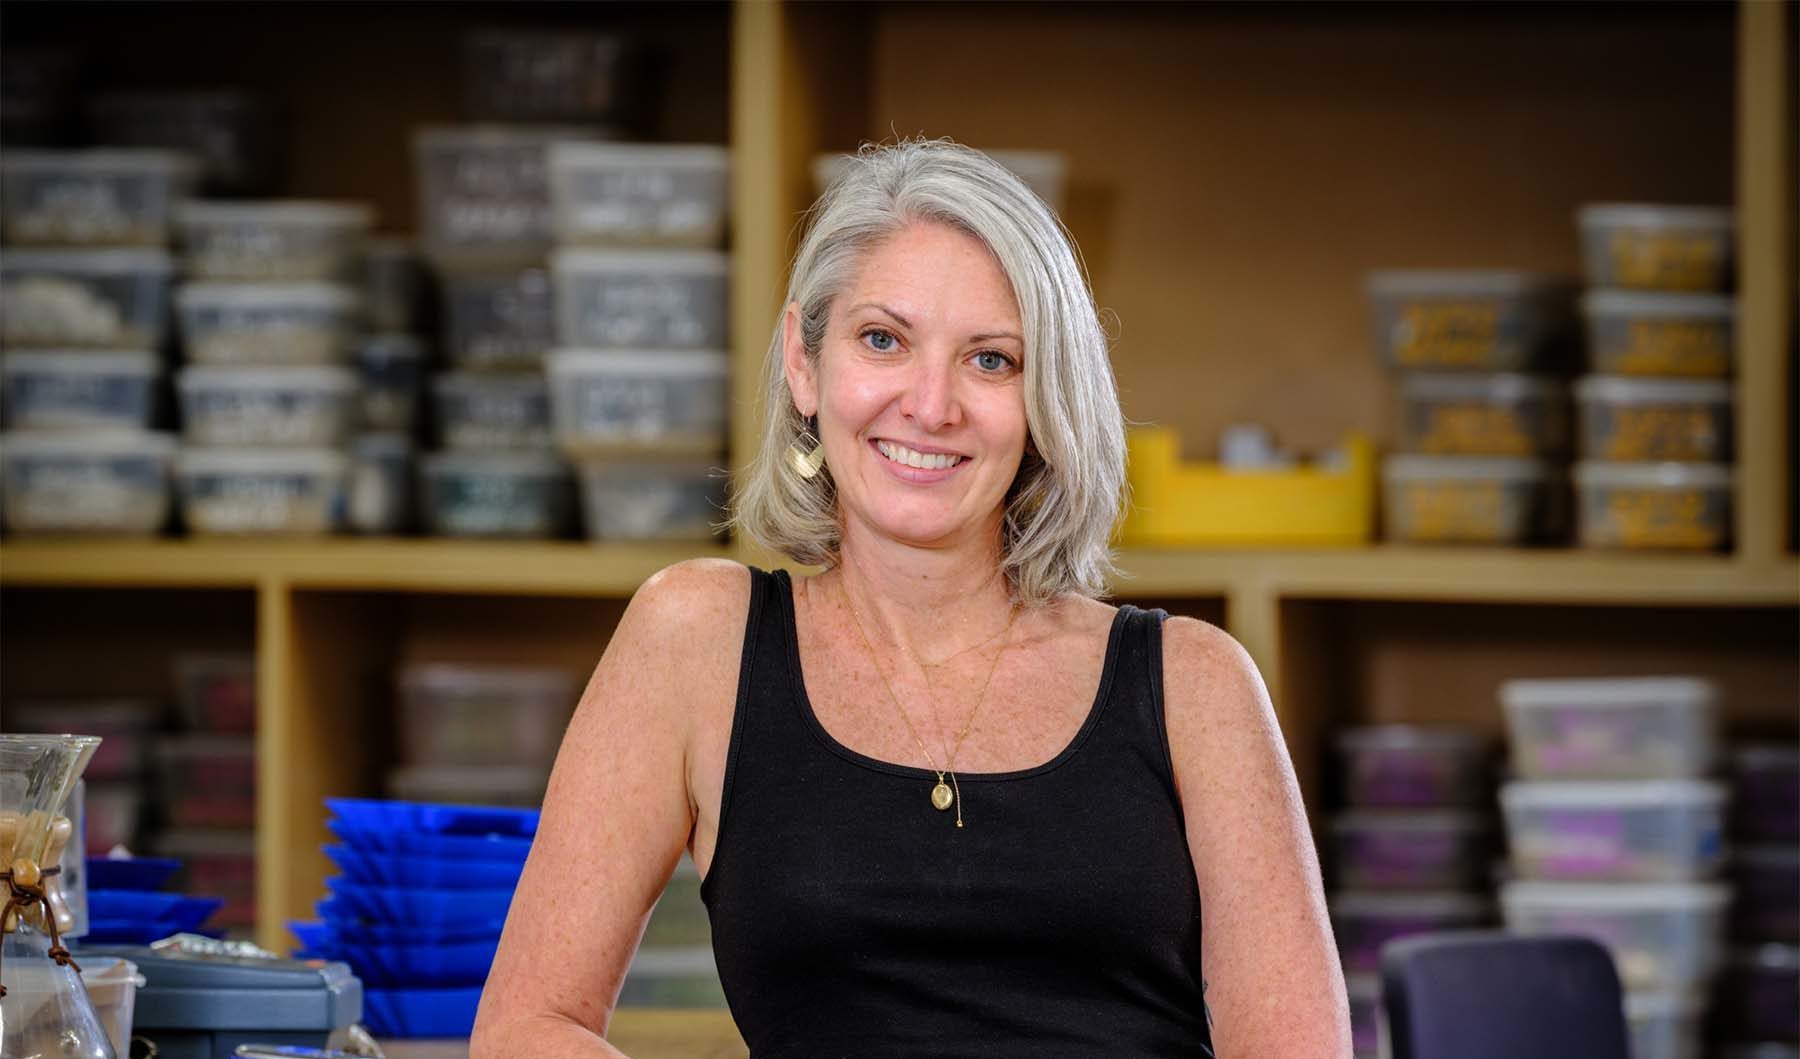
[930,782,954,811]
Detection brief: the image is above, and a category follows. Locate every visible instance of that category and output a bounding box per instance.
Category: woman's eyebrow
[849,302,1021,344]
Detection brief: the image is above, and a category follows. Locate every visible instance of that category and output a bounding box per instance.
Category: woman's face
[786,220,1029,554]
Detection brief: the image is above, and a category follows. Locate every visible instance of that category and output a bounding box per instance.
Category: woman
[473,140,1350,1058]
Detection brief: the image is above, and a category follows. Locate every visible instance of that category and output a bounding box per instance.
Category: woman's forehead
[839,222,1022,336]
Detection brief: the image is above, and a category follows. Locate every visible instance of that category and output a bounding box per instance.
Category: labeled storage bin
[1575,376,1733,462]
[348,433,414,536]
[154,828,257,929]
[574,456,725,542]
[1732,846,1800,943]
[552,248,729,350]
[1501,676,1718,781]
[177,200,372,282]
[6,699,160,779]
[173,652,256,733]
[363,238,428,333]
[1623,991,1706,1059]
[464,30,649,125]
[1574,461,1732,552]
[414,126,599,254]
[1581,292,1736,378]
[77,956,145,1059]
[176,282,362,365]
[1397,373,1569,457]
[1381,455,1562,545]
[0,430,173,535]
[1331,811,1493,890]
[1714,945,1800,1043]
[1499,880,1728,991]
[1500,780,1726,882]
[398,663,577,769]
[1335,726,1491,809]
[421,450,574,538]
[438,264,557,370]
[177,365,357,448]
[547,349,729,455]
[1366,271,1575,372]
[1732,745,1800,843]
[549,143,730,248]
[0,149,199,246]
[433,372,551,451]
[354,334,427,433]
[1330,891,1492,974]
[0,248,174,348]
[1,351,158,431]
[176,447,348,535]
[386,764,550,810]
[89,90,282,196]
[1577,204,1734,292]
[154,735,256,828]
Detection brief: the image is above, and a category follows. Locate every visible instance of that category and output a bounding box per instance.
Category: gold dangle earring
[788,415,826,480]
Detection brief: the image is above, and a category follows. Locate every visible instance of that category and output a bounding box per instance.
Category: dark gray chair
[1380,931,1631,1059]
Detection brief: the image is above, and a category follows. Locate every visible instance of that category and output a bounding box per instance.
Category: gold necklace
[838,579,1019,828]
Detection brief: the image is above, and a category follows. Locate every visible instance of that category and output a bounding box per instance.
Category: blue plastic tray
[326,798,538,839]
[84,857,182,892]
[362,986,484,1038]
[87,890,221,925]
[325,845,525,891]
[84,915,223,945]
[302,937,500,988]
[322,878,515,926]
[294,916,504,947]
[327,820,533,862]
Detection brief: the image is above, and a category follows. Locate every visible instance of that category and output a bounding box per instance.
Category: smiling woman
[471,140,1351,1059]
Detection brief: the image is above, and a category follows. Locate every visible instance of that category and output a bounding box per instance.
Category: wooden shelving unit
[1,2,1793,977]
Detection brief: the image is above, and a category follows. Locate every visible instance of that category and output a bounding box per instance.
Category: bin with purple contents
[1332,811,1493,890]
[1500,880,1728,992]
[1501,676,1718,780]
[1334,726,1491,809]
[1330,891,1492,975]
[1500,780,1727,882]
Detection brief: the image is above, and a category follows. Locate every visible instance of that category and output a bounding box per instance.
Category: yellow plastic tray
[1120,428,1376,547]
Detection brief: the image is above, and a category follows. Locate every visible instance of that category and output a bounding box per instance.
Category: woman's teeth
[877,440,963,470]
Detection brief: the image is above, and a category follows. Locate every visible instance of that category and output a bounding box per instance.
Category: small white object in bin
[0,247,176,349]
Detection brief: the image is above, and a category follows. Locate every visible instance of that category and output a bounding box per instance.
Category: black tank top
[701,568,1214,1058]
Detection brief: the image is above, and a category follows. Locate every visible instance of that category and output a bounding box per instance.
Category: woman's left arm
[1161,615,1352,1059]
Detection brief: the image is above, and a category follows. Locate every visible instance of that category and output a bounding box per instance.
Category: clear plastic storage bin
[1381,456,1562,546]
[0,248,174,348]
[1330,891,1493,974]
[398,663,577,769]
[1334,726,1491,809]
[177,365,357,448]
[549,143,730,248]
[386,764,550,810]
[354,334,427,433]
[1,351,158,431]
[1715,945,1800,1043]
[438,264,557,370]
[153,735,256,828]
[1331,811,1494,890]
[349,433,414,536]
[433,372,552,451]
[1580,292,1735,378]
[414,126,600,254]
[1731,846,1800,943]
[1499,880,1728,992]
[1575,377,1733,463]
[363,237,428,333]
[1574,461,1732,552]
[1732,745,1800,843]
[574,456,726,542]
[1501,676,1718,781]
[177,200,372,282]
[173,651,257,733]
[176,282,362,365]
[1623,991,1706,1059]
[552,249,729,350]
[1577,204,1734,293]
[0,430,173,535]
[463,31,648,125]
[175,447,348,535]
[1500,780,1726,882]
[0,149,198,246]
[421,450,573,539]
[1398,373,1569,457]
[547,349,729,455]
[78,956,145,1059]
[1365,271,1575,372]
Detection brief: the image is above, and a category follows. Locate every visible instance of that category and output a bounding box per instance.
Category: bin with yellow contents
[1398,372,1570,457]
[1575,376,1733,463]
[1381,455,1564,546]
[1366,270,1576,372]
[1581,292,1735,378]
[1573,461,1732,552]
[1577,204,1733,293]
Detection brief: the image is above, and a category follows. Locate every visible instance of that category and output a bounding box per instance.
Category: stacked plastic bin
[545,143,733,543]
[1714,744,1800,1057]
[389,662,575,812]
[1571,205,1737,553]
[1498,676,1730,1059]
[1328,726,1496,1059]
[171,199,373,535]
[1366,270,1579,547]
[0,149,194,536]
[349,241,431,535]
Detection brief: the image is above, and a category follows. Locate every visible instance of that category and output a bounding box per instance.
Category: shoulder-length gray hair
[730,139,1126,605]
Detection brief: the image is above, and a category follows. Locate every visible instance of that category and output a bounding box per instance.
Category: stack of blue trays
[84,855,224,944]
[289,798,536,1039]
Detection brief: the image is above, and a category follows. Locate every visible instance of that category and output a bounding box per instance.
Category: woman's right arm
[470,559,749,1058]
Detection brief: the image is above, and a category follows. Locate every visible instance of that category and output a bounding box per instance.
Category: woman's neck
[824,518,1018,665]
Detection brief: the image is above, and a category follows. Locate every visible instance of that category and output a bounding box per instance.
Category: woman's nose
[898,355,960,430]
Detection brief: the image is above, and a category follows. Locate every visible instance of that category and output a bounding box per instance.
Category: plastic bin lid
[1,350,159,375]
[1329,891,1492,917]
[0,247,175,273]
[1499,779,1727,809]
[1573,376,1734,404]
[1500,675,1720,709]
[1331,810,1491,832]
[1334,725,1486,751]
[1576,203,1733,229]
[0,148,200,175]
[178,364,357,390]
[551,246,730,274]
[177,199,373,226]
[1571,461,1734,490]
[73,945,362,1031]
[1382,455,1554,482]
[1579,290,1736,318]
[433,371,548,396]
[0,429,176,457]
[176,282,362,309]
[550,141,730,169]
[1400,372,1566,401]
[1622,990,1709,1020]
[1499,880,1731,910]
[422,450,568,476]
[176,447,350,476]
[1365,270,1573,297]
[546,348,729,377]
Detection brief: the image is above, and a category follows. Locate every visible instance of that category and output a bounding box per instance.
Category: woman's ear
[782,301,818,418]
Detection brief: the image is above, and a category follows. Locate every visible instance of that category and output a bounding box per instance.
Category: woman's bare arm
[470,559,748,1059]
[1162,616,1353,1059]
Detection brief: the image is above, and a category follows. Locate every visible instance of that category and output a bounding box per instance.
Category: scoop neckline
[776,568,1128,782]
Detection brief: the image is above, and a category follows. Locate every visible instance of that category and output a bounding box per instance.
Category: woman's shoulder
[625,558,754,643]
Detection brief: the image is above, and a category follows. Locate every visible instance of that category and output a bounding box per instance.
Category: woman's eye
[862,329,897,352]
[973,350,1013,372]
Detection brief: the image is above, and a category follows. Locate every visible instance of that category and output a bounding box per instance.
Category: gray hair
[729,139,1126,605]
